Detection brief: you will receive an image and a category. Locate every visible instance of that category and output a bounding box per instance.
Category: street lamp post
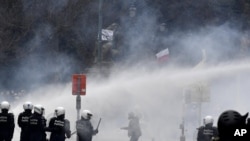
[97,0,103,68]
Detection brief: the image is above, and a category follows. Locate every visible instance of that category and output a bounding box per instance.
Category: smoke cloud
[5,1,250,141]
[11,58,250,141]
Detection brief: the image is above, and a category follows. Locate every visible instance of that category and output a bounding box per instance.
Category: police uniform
[76,119,97,141]
[48,116,71,141]
[18,110,32,141]
[28,113,47,141]
[197,125,218,141]
[0,111,15,141]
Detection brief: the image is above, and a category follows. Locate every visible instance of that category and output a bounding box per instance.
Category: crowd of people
[2,98,250,141]
[0,100,143,141]
[0,101,100,141]
[1,1,250,141]
[0,99,144,141]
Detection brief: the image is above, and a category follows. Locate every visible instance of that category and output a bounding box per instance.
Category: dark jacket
[0,110,15,141]
[47,116,71,141]
[197,125,218,141]
[18,110,32,141]
[76,119,97,141]
[28,113,47,141]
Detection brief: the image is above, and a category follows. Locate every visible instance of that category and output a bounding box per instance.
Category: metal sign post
[98,0,103,67]
[180,93,186,141]
[76,77,81,120]
[72,74,86,141]
[76,89,81,141]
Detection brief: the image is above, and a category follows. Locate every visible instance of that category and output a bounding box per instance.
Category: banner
[102,29,114,41]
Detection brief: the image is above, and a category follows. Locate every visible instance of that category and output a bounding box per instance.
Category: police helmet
[0,101,10,110]
[204,115,214,125]
[81,110,92,119]
[34,104,44,115]
[23,101,33,110]
[55,107,65,117]
[217,110,248,138]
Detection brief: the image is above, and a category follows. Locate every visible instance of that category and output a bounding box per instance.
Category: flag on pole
[156,48,169,62]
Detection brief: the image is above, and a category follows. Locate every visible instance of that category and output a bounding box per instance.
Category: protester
[121,112,142,141]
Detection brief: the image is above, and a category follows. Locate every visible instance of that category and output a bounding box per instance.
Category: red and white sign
[156,48,169,62]
[72,74,86,95]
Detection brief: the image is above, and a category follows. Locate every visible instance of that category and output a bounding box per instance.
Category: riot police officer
[76,110,98,141]
[28,104,47,141]
[18,101,33,141]
[0,101,15,141]
[47,107,71,141]
[218,110,248,141]
[197,115,218,141]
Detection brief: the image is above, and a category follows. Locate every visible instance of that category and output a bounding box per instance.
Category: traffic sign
[72,74,86,95]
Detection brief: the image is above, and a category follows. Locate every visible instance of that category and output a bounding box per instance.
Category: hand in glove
[211,137,219,141]
[93,129,99,135]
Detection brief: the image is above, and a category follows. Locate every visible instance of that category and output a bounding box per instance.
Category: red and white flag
[156,48,169,62]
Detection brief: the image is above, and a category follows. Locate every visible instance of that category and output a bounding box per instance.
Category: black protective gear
[217,110,248,141]
[93,129,98,134]
[28,113,47,141]
[197,124,218,141]
[18,109,32,141]
[76,119,97,141]
[47,116,71,141]
[0,111,15,141]
[245,118,250,141]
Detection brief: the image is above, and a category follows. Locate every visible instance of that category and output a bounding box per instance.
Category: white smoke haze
[7,1,250,141]
[11,57,250,141]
